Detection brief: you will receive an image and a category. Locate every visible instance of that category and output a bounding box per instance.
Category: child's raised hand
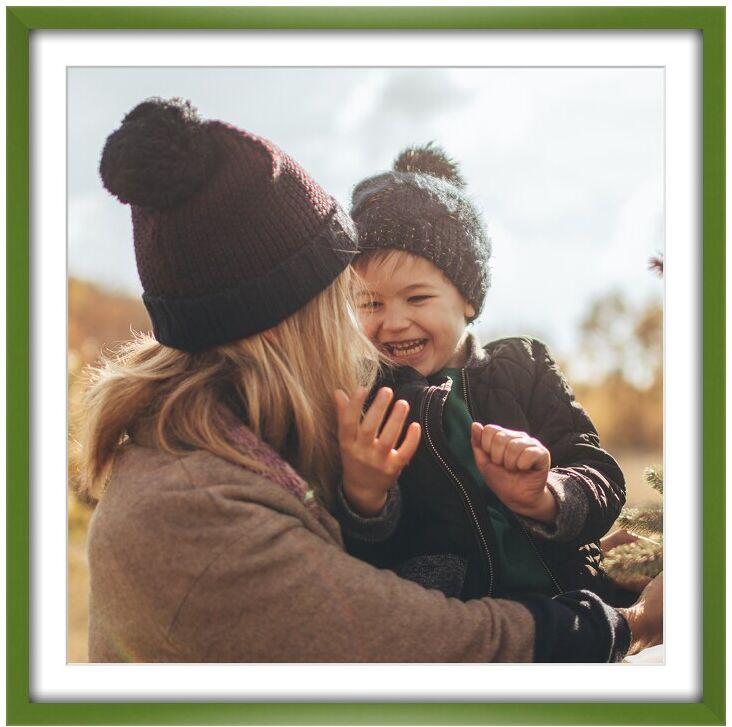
[334,386,421,517]
[470,423,557,524]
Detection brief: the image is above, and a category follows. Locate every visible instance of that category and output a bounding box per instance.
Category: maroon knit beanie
[100,97,357,352]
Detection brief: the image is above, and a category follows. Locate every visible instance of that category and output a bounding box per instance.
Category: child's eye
[358,300,381,311]
[408,295,434,304]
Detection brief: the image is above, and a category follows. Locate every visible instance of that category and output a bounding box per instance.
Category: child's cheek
[358,315,378,342]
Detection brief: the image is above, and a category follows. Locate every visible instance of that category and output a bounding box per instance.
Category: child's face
[355,251,476,376]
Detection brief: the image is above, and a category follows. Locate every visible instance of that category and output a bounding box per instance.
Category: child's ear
[464,302,476,320]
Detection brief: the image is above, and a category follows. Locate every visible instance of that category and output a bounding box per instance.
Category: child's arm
[334,386,467,596]
[475,337,626,545]
[525,338,625,543]
[334,386,420,517]
[471,420,615,545]
[470,423,557,524]
[526,339,625,543]
[334,481,403,543]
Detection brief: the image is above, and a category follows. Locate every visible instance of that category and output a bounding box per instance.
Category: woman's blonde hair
[76,267,380,505]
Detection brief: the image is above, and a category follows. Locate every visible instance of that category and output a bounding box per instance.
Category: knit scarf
[224,416,319,516]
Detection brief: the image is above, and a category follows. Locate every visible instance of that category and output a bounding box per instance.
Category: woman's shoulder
[86,443,340,662]
[89,443,342,588]
[112,441,258,493]
[96,442,328,536]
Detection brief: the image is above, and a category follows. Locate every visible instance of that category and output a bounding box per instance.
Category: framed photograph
[6,5,724,725]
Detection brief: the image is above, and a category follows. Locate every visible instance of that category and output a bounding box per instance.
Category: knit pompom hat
[100,97,357,352]
[350,143,491,318]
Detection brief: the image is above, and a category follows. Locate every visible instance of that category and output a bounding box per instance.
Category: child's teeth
[388,340,425,357]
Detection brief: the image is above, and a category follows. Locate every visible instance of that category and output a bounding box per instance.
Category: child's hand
[334,386,421,517]
[470,423,557,524]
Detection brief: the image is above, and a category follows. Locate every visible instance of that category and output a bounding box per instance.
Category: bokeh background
[68,67,663,662]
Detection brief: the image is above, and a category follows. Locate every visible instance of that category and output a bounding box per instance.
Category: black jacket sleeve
[335,483,403,543]
[492,337,626,546]
[519,590,631,662]
[530,338,625,543]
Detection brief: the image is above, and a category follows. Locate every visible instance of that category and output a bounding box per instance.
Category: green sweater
[439,368,553,596]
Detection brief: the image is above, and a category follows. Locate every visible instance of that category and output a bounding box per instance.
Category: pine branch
[643,465,663,495]
[604,539,663,580]
[605,459,664,584]
[616,506,663,537]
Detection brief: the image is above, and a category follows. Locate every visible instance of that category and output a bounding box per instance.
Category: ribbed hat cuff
[143,207,358,352]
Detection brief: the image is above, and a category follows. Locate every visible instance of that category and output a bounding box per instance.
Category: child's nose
[381,308,410,331]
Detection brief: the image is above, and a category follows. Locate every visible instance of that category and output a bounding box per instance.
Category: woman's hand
[471,423,557,524]
[334,386,421,517]
[618,572,664,655]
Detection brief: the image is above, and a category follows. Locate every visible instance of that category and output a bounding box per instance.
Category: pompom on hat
[100,97,357,352]
[351,143,491,319]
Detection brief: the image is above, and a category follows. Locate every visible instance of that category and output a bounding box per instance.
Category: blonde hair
[76,268,380,505]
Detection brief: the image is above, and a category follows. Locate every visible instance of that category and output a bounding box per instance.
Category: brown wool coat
[87,438,536,662]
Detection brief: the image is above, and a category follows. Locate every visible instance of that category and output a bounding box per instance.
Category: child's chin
[388,353,428,372]
[413,361,434,376]
[409,359,436,378]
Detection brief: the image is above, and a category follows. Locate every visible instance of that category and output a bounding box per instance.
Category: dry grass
[68,494,93,663]
[68,532,91,663]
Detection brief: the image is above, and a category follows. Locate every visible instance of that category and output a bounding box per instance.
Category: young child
[334,145,627,603]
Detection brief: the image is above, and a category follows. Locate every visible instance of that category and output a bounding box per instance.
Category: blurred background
[68,67,663,662]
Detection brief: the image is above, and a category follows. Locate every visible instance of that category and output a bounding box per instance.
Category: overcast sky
[68,66,663,367]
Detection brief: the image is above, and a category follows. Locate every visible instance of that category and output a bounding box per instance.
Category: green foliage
[605,464,663,581]
[616,506,663,538]
[644,464,663,495]
[604,539,663,579]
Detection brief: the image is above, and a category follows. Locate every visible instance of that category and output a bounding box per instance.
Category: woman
[80,97,661,662]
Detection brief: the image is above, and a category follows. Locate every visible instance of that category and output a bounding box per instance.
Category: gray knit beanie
[350,143,491,318]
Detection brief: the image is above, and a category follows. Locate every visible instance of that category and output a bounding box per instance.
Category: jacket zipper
[421,385,495,595]
[460,367,563,596]
[460,368,475,419]
[516,521,563,594]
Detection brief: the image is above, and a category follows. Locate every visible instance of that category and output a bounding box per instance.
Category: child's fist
[470,423,557,524]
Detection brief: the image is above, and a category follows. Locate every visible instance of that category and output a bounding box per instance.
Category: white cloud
[335,70,388,134]
[69,66,663,363]
[68,192,141,295]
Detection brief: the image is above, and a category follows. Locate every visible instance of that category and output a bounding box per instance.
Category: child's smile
[355,251,475,377]
[382,337,428,361]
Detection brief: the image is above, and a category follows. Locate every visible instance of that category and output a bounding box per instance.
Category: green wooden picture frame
[6,6,725,725]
